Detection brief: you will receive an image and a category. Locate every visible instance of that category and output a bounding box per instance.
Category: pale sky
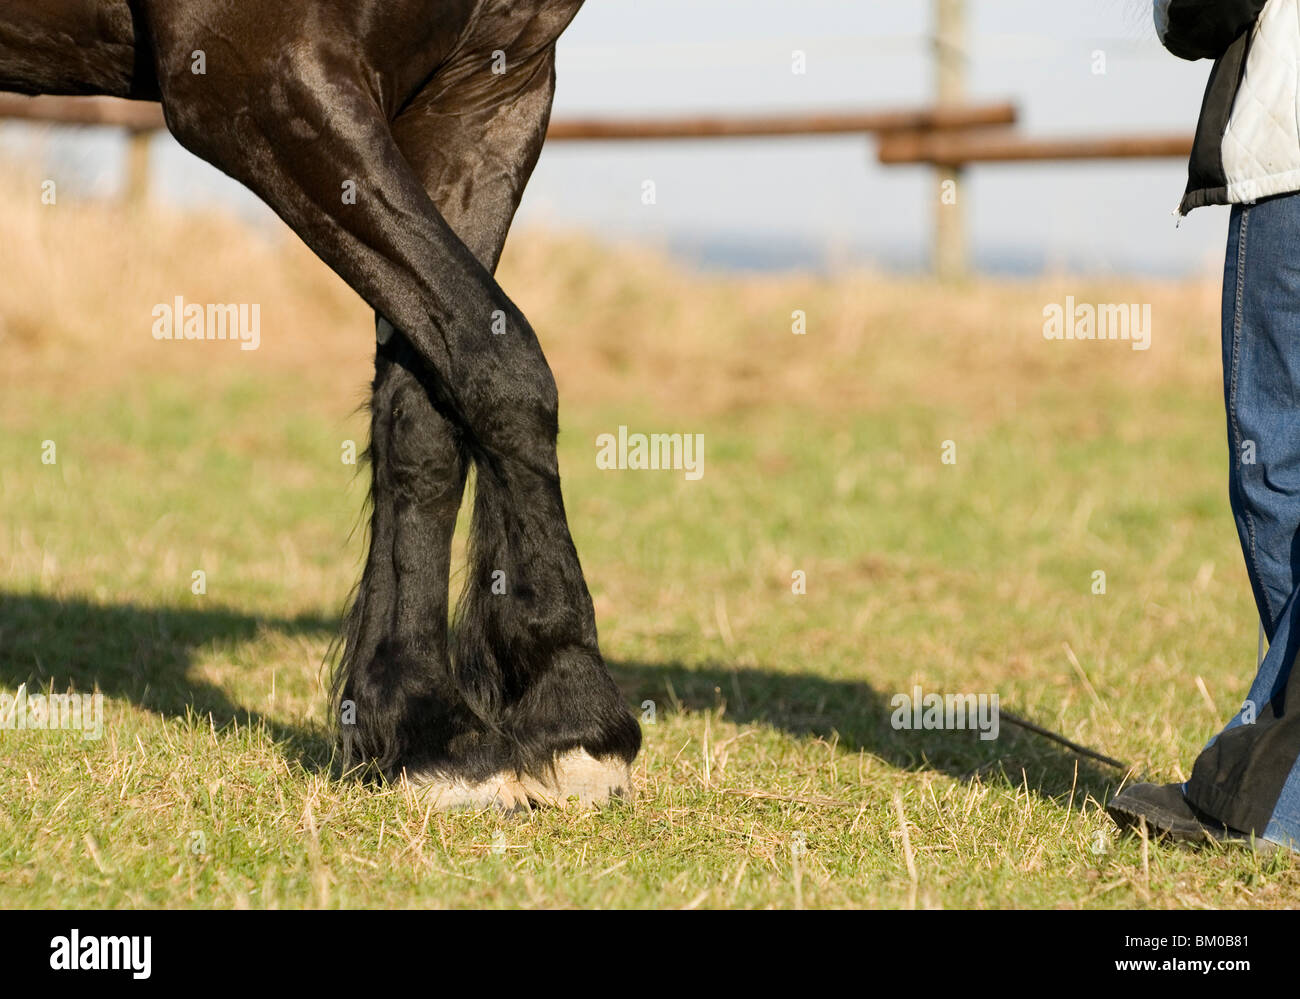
[5,0,1230,275]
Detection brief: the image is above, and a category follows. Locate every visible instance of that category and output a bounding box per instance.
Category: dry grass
[1,165,1222,422]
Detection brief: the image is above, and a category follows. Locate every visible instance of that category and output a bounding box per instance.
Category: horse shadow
[605,660,1124,805]
[0,591,338,772]
[0,592,1122,802]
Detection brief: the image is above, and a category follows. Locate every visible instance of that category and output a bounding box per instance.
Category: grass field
[1,170,1296,909]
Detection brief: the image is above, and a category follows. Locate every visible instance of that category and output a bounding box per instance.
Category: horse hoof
[398,771,533,813]
[402,749,633,812]
[517,749,633,809]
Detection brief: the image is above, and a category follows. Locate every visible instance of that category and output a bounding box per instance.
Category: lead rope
[984,623,1270,774]
[997,710,1128,771]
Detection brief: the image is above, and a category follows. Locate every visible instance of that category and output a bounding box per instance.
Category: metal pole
[933,0,968,280]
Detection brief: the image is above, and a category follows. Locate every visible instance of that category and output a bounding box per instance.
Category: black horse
[1,0,641,808]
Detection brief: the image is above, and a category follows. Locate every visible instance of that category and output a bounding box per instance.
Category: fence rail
[0,94,165,132]
[0,94,1019,140]
[877,131,1193,166]
[0,92,1196,275]
[547,104,1018,139]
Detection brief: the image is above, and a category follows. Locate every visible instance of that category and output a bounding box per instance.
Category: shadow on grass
[0,593,1121,803]
[608,659,1126,805]
[0,592,337,772]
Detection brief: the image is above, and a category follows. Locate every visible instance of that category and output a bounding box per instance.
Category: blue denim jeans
[1184,191,1300,849]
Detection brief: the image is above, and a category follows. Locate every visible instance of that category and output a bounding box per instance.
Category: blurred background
[0,0,1228,277]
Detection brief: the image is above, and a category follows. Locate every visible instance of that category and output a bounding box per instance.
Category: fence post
[933,0,968,280]
[124,130,151,208]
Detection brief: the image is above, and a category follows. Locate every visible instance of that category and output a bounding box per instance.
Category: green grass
[2,366,1295,909]
[1,212,1296,906]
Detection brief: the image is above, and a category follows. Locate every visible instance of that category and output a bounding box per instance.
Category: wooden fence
[0,93,1194,276]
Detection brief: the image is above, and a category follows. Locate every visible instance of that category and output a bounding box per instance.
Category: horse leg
[337,332,478,785]
[388,45,643,806]
[151,26,639,806]
[337,49,556,791]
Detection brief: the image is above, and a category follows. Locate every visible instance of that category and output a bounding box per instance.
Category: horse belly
[0,0,147,97]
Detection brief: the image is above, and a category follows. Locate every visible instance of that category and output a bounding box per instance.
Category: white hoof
[402,749,632,812]
[518,749,633,808]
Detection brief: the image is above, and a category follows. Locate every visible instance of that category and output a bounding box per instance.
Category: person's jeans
[1184,191,1300,850]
